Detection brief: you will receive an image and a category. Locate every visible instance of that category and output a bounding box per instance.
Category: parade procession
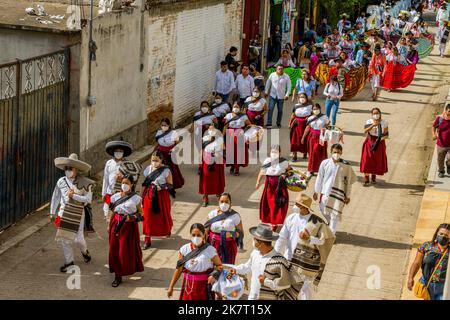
[1,0,450,305]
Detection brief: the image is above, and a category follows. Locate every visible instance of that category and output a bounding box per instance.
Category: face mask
[373,114,381,120]
[313,109,320,115]
[114,151,124,160]
[151,161,160,168]
[209,129,216,136]
[299,98,307,104]
[270,152,279,160]
[332,153,341,161]
[233,108,240,114]
[252,92,260,98]
[201,107,209,113]
[121,183,131,192]
[161,125,169,132]
[292,205,300,214]
[215,99,222,104]
[191,236,203,246]
[219,203,230,212]
[436,235,449,246]
[65,170,73,179]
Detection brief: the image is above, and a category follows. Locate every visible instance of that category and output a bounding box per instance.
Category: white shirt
[437,8,449,25]
[323,83,344,99]
[246,97,267,112]
[50,177,93,217]
[366,118,388,137]
[234,249,279,300]
[274,213,324,261]
[179,243,218,272]
[156,129,179,147]
[143,165,171,185]
[202,133,224,163]
[110,192,142,215]
[215,70,236,95]
[293,104,312,117]
[207,209,241,233]
[224,113,248,129]
[235,74,255,99]
[265,72,292,99]
[211,102,230,118]
[102,158,122,196]
[193,111,216,136]
[261,157,289,176]
[314,158,340,197]
[307,114,329,130]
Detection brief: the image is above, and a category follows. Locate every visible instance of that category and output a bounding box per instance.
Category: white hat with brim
[54,153,91,173]
[249,223,279,242]
[105,141,133,157]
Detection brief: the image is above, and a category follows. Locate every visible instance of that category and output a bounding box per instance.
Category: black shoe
[277,124,281,128]
[447,165,450,175]
[265,124,272,129]
[198,167,201,175]
[143,243,152,250]
[60,261,75,273]
[82,250,91,263]
[439,171,445,178]
[112,277,122,288]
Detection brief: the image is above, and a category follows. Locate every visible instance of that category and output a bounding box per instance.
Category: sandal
[81,250,91,263]
[60,261,74,273]
[112,277,122,288]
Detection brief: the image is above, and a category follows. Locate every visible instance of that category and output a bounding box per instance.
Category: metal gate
[0,49,70,230]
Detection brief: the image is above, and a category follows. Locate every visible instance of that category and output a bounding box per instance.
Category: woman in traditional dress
[406,40,420,65]
[108,175,144,287]
[256,145,292,231]
[155,118,184,190]
[223,103,252,176]
[289,93,312,161]
[339,33,355,59]
[302,103,329,176]
[360,108,389,186]
[396,37,409,58]
[167,223,222,300]
[292,69,316,102]
[211,93,231,132]
[245,87,268,127]
[204,193,243,264]
[199,123,225,206]
[142,150,175,249]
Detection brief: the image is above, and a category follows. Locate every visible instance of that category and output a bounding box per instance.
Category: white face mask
[252,91,260,98]
[114,151,124,160]
[65,170,74,179]
[121,183,131,192]
[372,114,381,120]
[201,107,209,113]
[299,98,307,104]
[233,108,240,114]
[219,203,230,212]
[313,109,320,115]
[191,236,203,246]
[215,99,222,104]
[292,205,300,214]
[161,125,169,132]
[270,152,279,160]
[332,153,341,161]
[151,161,160,168]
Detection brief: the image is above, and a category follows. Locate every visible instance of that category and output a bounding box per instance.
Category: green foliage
[319,0,368,25]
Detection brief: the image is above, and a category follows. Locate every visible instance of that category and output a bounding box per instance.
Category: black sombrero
[105,140,133,157]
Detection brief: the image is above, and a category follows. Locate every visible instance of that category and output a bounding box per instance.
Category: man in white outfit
[50,154,94,272]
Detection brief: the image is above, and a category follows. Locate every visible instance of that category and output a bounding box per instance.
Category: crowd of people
[47,0,449,301]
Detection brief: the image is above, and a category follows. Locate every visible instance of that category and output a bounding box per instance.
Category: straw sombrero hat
[295,193,314,212]
[105,140,133,157]
[249,223,279,242]
[54,153,91,173]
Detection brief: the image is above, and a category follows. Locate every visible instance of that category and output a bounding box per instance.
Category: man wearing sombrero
[274,194,335,300]
[230,223,300,300]
[50,153,95,272]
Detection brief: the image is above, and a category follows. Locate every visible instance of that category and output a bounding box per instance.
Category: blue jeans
[420,277,444,300]
[267,96,285,126]
[325,98,340,127]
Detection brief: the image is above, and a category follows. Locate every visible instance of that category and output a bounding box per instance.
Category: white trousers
[298,278,315,300]
[371,74,380,91]
[60,213,87,264]
[440,43,447,56]
[320,195,340,234]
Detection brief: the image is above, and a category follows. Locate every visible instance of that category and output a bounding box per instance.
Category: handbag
[413,248,448,300]
[84,204,95,233]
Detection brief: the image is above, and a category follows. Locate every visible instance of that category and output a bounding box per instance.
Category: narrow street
[0,32,448,299]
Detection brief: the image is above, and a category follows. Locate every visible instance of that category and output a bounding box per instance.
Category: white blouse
[307,114,329,130]
[224,113,248,129]
[207,209,241,233]
[261,157,289,176]
[211,103,230,118]
[246,97,267,112]
[366,119,388,137]
[156,129,179,147]
[293,104,312,118]
[194,111,216,126]
[110,193,142,215]
[179,243,218,272]
[143,165,171,185]
[202,134,224,159]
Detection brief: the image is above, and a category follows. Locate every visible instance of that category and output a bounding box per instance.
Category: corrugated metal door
[0,49,70,230]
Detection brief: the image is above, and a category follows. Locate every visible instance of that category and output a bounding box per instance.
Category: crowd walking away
[45,0,450,300]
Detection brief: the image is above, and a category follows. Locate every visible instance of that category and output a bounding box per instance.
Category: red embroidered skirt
[247,109,264,126]
[209,231,238,264]
[199,153,225,195]
[158,144,185,189]
[307,129,327,173]
[381,62,416,89]
[290,116,308,153]
[225,128,249,169]
[260,175,289,226]
[142,186,173,237]
[109,213,144,277]
[360,135,388,175]
[179,269,213,300]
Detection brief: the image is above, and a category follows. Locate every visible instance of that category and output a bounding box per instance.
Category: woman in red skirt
[223,103,252,176]
[156,118,184,190]
[167,223,222,300]
[289,93,312,162]
[256,145,292,231]
[199,123,226,206]
[302,103,329,176]
[360,107,389,186]
[142,150,175,249]
[108,176,144,287]
[245,88,268,126]
[204,193,243,264]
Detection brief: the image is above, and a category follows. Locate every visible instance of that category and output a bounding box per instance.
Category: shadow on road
[335,231,411,250]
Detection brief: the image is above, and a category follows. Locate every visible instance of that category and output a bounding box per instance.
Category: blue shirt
[295,79,316,98]
[356,49,365,64]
